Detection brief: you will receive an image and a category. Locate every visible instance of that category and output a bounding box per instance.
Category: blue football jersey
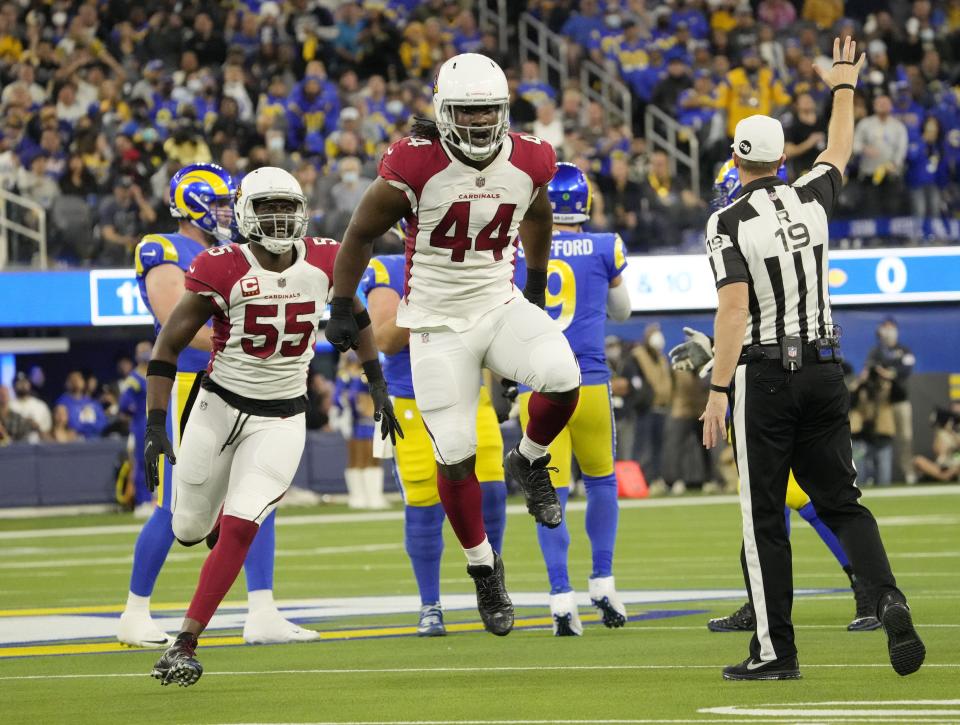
[135,232,211,373]
[359,255,415,398]
[514,231,628,385]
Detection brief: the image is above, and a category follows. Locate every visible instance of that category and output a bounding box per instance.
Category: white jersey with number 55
[184,237,338,400]
[379,131,557,332]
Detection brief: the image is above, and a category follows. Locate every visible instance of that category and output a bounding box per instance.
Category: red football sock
[525,391,579,446]
[437,470,486,549]
[185,515,259,629]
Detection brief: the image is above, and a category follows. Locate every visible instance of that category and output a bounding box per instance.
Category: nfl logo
[787,345,798,358]
[420,332,430,344]
[278,278,286,288]
[475,176,485,188]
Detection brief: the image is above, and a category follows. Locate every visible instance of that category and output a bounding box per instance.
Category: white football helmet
[234,167,308,254]
[433,53,510,161]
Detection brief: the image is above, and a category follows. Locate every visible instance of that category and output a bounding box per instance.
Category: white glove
[668,327,715,378]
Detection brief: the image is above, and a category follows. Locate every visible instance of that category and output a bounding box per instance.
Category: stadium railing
[645,103,701,194]
[0,188,47,271]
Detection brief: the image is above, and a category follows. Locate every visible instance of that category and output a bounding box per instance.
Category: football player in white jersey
[143,167,401,687]
[325,54,581,637]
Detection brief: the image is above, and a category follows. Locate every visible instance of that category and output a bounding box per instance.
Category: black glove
[523,268,547,309]
[363,360,404,445]
[325,297,360,352]
[144,409,176,492]
[501,378,519,402]
[668,326,714,376]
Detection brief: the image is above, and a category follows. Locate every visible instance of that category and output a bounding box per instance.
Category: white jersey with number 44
[379,132,557,332]
[184,237,338,400]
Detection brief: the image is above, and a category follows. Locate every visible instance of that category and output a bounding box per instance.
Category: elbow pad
[606,283,632,322]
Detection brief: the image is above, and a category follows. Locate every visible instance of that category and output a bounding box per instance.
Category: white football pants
[409,297,580,466]
[171,387,305,543]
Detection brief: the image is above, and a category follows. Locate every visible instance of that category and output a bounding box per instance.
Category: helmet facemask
[238,194,308,254]
[437,100,510,161]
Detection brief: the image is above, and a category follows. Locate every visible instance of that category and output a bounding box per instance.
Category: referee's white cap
[732,115,785,162]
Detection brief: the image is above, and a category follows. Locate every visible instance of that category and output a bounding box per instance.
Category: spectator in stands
[356,5,404,80]
[49,404,79,443]
[518,59,556,108]
[10,373,51,442]
[399,21,433,80]
[597,153,642,248]
[533,99,564,149]
[97,176,158,265]
[802,0,843,30]
[758,0,797,32]
[559,87,585,134]
[16,151,60,210]
[853,95,909,216]
[651,57,692,116]
[560,0,604,58]
[637,150,706,248]
[715,47,791,140]
[785,93,827,179]
[507,69,536,130]
[632,324,672,491]
[185,12,226,68]
[55,371,107,440]
[0,385,31,445]
[326,156,372,231]
[867,319,917,484]
[906,116,947,231]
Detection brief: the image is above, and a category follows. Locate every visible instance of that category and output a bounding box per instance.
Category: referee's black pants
[729,358,902,661]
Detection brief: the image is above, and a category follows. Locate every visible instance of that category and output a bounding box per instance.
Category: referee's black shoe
[879,593,925,676]
[722,655,801,681]
[504,447,562,528]
[707,601,754,632]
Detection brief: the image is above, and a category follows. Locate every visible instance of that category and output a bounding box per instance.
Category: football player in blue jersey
[118,341,153,516]
[513,162,632,635]
[666,158,879,633]
[117,163,320,647]
[361,253,508,636]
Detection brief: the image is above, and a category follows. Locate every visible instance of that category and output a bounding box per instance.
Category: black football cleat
[707,601,754,632]
[722,655,801,681]
[880,595,925,676]
[848,576,881,631]
[467,552,514,636]
[503,447,562,528]
[151,632,203,687]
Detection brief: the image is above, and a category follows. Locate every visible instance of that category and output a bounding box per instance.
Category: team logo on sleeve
[240,277,261,297]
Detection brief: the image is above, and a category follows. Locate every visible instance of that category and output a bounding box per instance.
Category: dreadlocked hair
[410,116,441,140]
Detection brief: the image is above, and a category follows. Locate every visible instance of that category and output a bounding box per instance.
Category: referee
[700,37,925,681]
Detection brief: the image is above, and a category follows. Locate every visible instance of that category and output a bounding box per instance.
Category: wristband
[147,409,167,427]
[147,359,177,380]
[831,83,856,94]
[525,268,548,293]
[709,383,730,394]
[329,297,353,318]
[354,309,371,331]
[362,359,385,384]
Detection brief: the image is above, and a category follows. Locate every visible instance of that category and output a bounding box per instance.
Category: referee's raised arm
[811,36,866,175]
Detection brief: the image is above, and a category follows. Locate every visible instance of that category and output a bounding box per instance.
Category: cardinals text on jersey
[379,131,557,332]
[184,237,338,400]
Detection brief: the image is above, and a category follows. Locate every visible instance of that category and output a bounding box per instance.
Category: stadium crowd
[0,0,958,267]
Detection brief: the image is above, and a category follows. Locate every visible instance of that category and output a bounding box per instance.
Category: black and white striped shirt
[705,162,842,346]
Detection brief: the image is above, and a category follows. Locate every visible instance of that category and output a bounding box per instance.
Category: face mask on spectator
[342,170,359,184]
[267,133,285,152]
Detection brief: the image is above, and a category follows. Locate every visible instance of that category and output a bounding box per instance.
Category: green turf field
[2,486,958,725]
